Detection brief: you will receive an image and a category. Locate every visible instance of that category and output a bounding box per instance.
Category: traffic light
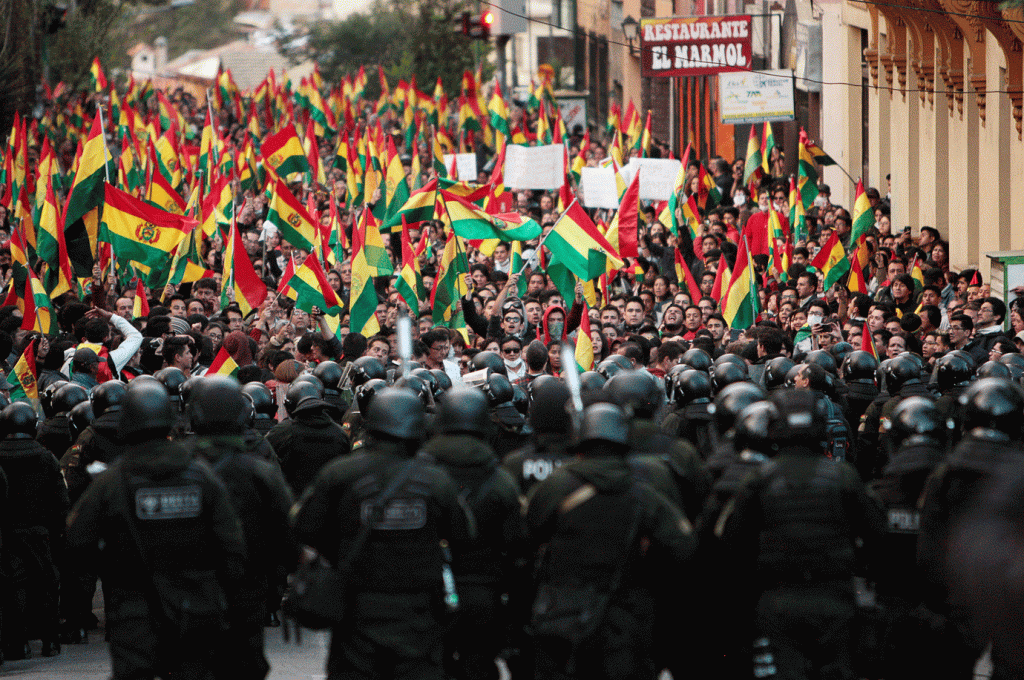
[459,11,492,40]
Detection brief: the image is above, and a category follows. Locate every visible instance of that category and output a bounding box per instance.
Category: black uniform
[66,438,247,680]
[627,420,710,521]
[502,432,574,497]
[660,402,716,456]
[292,440,472,680]
[266,400,350,495]
[918,430,1024,678]
[421,434,522,680]
[186,434,297,679]
[0,435,69,658]
[525,456,696,680]
[37,412,74,461]
[718,449,886,680]
[868,433,946,679]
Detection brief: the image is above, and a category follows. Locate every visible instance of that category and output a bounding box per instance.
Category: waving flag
[811,229,850,290]
[8,340,38,402]
[545,201,623,281]
[723,236,759,330]
[267,179,319,252]
[395,216,425,313]
[349,208,381,337]
[208,346,240,378]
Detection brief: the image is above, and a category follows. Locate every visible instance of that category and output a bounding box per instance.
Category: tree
[301,0,488,99]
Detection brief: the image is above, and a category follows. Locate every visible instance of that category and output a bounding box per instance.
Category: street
[0,622,330,679]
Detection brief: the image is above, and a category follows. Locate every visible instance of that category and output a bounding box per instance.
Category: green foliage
[131,0,247,62]
[304,0,490,97]
[47,0,131,88]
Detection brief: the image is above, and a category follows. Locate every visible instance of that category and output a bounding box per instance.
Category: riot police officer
[501,376,575,496]
[918,377,1024,678]
[292,387,472,680]
[37,383,88,460]
[266,381,350,495]
[932,351,973,448]
[185,376,297,679]
[704,381,767,482]
[66,380,247,679]
[841,350,880,442]
[0,402,69,660]
[660,369,715,454]
[869,397,947,679]
[422,386,522,680]
[717,389,886,680]
[242,382,278,438]
[524,401,696,680]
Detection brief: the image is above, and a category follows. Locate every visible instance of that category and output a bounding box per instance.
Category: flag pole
[516,198,575,276]
[96,105,112,183]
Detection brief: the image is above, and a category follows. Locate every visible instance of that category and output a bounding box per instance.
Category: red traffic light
[483,11,494,25]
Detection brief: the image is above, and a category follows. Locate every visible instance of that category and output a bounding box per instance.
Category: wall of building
[823,0,1024,275]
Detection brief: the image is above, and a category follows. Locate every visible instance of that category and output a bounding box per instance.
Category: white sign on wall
[718,68,796,124]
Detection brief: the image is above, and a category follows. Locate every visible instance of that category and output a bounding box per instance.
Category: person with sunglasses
[499,336,525,380]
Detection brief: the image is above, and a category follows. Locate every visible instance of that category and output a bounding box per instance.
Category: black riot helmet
[767,389,829,448]
[672,368,712,406]
[976,360,1012,380]
[355,378,387,414]
[434,385,491,437]
[41,380,70,417]
[350,356,386,386]
[665,364,690,403]
[284,380,323,416]
[884,396,944,449]
[292,374,324,396]
[482,372,514,407]
[53,383,89,415]
[805,349,838,376]
[578,371,607,394]
[312,361,344,394]
[999,353,1024,370]
[68,401,94,442]
[876,358,893,393]
[178,376,200,413]
[884,354,922,393]
[711,361,748,394]
[842,350,879,385]
[961,377,1024,439]
[410,368,438,396]
[2,402,38,438]
[189,375,248,435]
[935,352,973,391]
[154,367,187,397]
[764,357,796,391]
[512,384,529,415]
[90,381,127,417]
[118,380,175,441]
[714,353,747,371]
[472,350,508,376]
[394,375,432,407]
[242,382,276,418]
[604,369,665,419]
[898,351,928,378]
[428,369,453,396]
[363,386,425,441]
[829,342,854,368]
[680,348,713,372]
[734,400,779,455]
[712,381,767,435]
[528,377,572,434]
[596,354,633,379]
[577,402,630,447]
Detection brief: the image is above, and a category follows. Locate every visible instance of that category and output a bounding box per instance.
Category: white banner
[443,154,478,180]
[504,144,566,190]
[718,69,796,124]
[579,167,620,209]
[620,158,682,201]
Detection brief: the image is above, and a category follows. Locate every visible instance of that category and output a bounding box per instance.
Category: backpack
[821,397,850,461]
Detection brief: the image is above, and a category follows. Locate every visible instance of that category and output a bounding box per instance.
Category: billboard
[718,69,795,124]
[640,15,753,78]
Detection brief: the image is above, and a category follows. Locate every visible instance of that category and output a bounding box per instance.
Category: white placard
[504,144,566,190]
[579,167,620,209]
[443,154,478,180]
[557,98,587,136]
[718,68,796,124]
[620,158,683,201]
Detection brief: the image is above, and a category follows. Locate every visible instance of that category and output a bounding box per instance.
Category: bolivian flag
[8,340,38,402]
[383,178,437,232]
[98,183,197,284]
[810,229,850,290]
[207,346,240,378]
[266,179,319,252]
[574,304,595,371]
[441,190,542,242]
[723,236,759,330]
[349,210,381,337]
[284,254,344,317]
[395,216,425,314]
[545,200,623,281]
[262,124,309,180]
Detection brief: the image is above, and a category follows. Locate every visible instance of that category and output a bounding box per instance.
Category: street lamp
[621,16,640,57]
